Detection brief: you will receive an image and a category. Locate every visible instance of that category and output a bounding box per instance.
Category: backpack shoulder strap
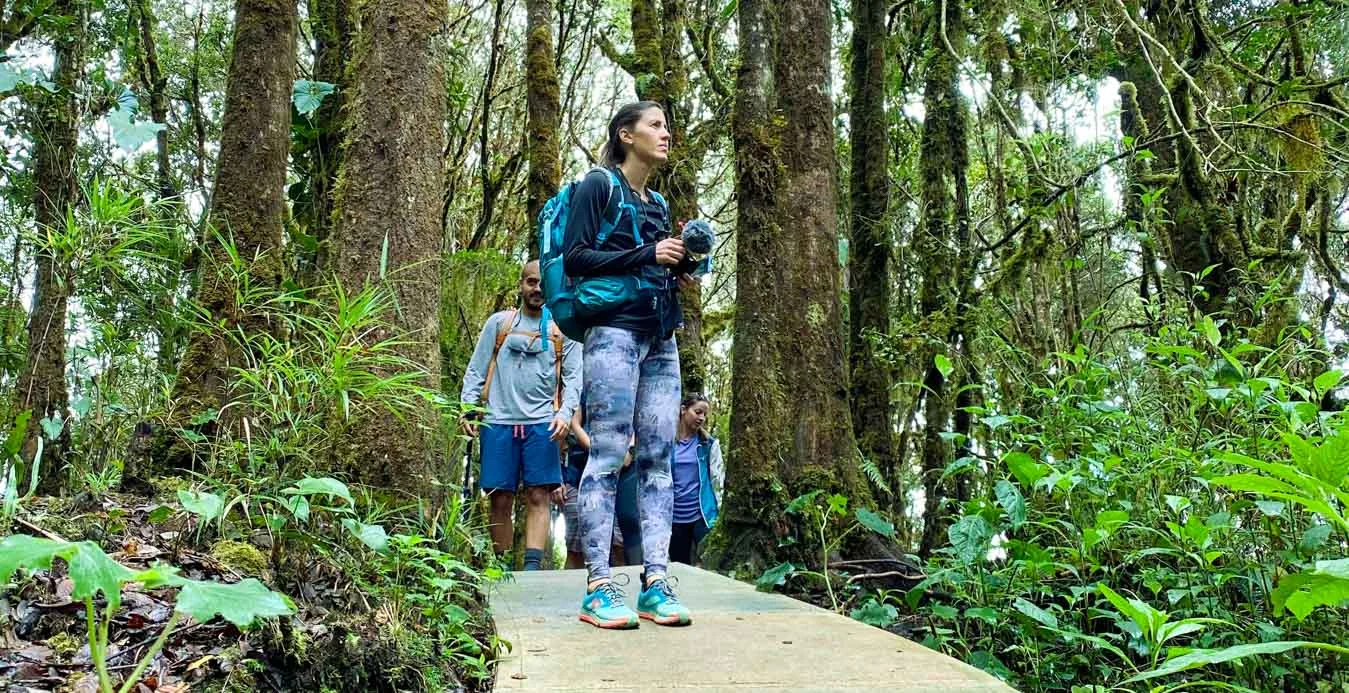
[594,167,627,246]
[480,310,517,405]
[550,326,566,411]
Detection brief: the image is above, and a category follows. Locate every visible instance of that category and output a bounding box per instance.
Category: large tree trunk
[160,0,297,468]
[15,0,84,494]
[720,0,866,569]
[328,0,447,497]
[847,0,896,513]
[916,0,969,558]
[524,0,561,228]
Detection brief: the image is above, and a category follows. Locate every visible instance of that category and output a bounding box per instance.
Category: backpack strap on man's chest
[479,309,518,405]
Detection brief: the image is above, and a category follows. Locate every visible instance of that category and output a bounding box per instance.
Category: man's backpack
[480,309,566,411]
[537,167,667,342]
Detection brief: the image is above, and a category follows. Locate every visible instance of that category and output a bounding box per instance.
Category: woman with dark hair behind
[669,393,723,565]
[563,101,698,629]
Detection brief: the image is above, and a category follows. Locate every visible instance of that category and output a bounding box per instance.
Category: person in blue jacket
[669,393,723,565]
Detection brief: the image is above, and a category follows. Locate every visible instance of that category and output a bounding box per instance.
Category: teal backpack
[537,167,668,342]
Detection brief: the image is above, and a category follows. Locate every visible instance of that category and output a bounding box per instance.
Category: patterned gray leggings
[578,326,679,583]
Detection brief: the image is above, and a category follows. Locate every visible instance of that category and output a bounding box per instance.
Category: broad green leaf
[994,480,1026,528]
[1125,641,1349,683]
[1095,510,1130,533]
[39,414,64,441]
[948,515,993,564]
[341,519,389,553]
[0,62,25,91]
[292,79,336,116]
[133,564,190,589]
[0,535,72,582]
[1164,494,1190,514]
[188,409,219,426]
[1254,500,1285,517]
[67,542,137,610]
[964,607,999,624]
[826,493,848,516]
[1157,619,1213,644]
[756,562,795,591]
[982,414,1011,431]
[854,507,896,538]
[445,603,472,625]
[107,107,166,152]
[785,490,822,514]
[1098,584,1163,642]
[1271,559,1349,621]
[1283,432,1346,487]
[930,604,959,620]
[1004,451,1046,488]
[147,505,174,524]
[178,489,225,522]
[1313,370,1343,396]
[284,495,311,523]
[934,354,954,379]
[282,476,353,505]
[942,455,978,478]
[3,410,31,458]
[1199,316,1221,348]
[850,598,898,627]
[968,650,1013,680]
[176,578,295,628]
[1213,473,1301,497]
[1298,524,1331,553]
[1012,597,1058,629]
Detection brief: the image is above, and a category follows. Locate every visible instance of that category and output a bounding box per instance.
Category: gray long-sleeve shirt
[460,310,582,425]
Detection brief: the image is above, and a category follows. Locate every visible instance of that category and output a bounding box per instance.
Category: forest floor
[2,487,497,693]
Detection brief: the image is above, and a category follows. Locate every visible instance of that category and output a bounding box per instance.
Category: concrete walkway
[490,564,1014,692]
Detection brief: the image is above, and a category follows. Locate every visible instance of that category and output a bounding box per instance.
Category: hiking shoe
[579,579,639,629]
[637,576,692,626]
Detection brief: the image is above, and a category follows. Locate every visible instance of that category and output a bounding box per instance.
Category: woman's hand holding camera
[655,238,686,265]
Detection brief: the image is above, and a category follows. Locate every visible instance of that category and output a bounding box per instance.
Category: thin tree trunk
[15,0,84,494]
[916,0,967,558]
[847,0,896,509]
[302,0,354,278]
[328,0,447,497]
[161,0,297,468]
[133,0,174,199]
[524,0,562,237]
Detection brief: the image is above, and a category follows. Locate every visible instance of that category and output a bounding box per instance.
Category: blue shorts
[479,422,562,491]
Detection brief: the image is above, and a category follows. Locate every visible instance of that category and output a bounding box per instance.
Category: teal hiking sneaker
[637,576,692,626]
[578,579,639,629]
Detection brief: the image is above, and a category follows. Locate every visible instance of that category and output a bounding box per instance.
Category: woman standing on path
[563,101,696,629]
[669,394,723,565]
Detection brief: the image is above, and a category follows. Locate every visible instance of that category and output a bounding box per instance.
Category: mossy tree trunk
[159,0,297,473]
[847,0,897,514]
[720,0,868,570]
[295,0,354,280]
[328,0,447,498]
[915,0,969,558]
[15,0,83,494]
[524,0,562,236]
